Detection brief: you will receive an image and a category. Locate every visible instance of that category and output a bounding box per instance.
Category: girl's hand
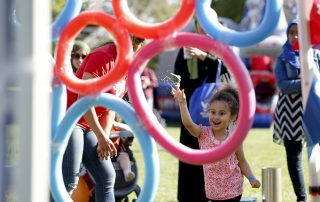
[171,85,186,104]
[97,137,117,160]
[249,179,261,188]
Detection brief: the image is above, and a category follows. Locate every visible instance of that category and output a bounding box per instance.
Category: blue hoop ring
[51,0,83,41]
[50,94,159,202]
[196,0,281,47]
[49,55,67,139]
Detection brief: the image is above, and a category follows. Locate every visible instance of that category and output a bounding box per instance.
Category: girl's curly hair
[209,84,239,116]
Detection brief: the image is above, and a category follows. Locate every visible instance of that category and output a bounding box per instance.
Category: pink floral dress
[198,125,243,200]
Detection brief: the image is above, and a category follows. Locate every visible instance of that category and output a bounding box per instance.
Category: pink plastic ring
[128,32,256,165]
[112,0,195,39]
[55,11,133,95]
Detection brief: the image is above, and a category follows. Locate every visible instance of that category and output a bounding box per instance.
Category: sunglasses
[72,53,87,60]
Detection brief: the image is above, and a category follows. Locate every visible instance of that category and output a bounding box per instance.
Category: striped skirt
[273,92,305,144]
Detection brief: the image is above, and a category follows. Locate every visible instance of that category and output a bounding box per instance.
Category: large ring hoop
[50,94,159,202]
[54,11,133,95]
[49,55,67,138]
[112,0,195,39]
[51,0,83,41]
[128,32,256,164]
[196,0,281,47]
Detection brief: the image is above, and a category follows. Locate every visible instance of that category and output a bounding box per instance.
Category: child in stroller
[112,115,136,182]
[111,116,141,202]
[110,131,140,202]
[72,115,140,202]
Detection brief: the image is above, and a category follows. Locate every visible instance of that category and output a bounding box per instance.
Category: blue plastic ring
[49,55,67,139]
[50,94,159,202]
[51,0,83,41]
[196,0,281,47]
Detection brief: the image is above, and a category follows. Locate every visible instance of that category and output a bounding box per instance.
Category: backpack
[189,61,221,126]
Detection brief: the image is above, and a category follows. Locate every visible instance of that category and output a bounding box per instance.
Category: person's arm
[187,47,208,61]
[79,72,117,159]
[171,86,200,138]
[274,57,301,94]
[104,110,116,137]
[236,144,261,188]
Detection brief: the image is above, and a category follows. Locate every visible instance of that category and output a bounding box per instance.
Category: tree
[212,0,246,23]
[128,0,178,23]
[52,0,65,20]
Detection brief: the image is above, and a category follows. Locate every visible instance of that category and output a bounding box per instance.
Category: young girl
[172,84,261,202]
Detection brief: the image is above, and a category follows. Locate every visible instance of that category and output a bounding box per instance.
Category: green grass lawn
[129,124,309,202]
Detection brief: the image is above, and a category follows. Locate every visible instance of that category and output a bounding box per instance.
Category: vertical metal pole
[297,0,313,108]
[12,0,52,201]
[262,167,282,202]
[0,0,16,201]
[0,2,5,198]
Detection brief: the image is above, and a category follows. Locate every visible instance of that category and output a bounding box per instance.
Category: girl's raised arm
[172,86,201,138]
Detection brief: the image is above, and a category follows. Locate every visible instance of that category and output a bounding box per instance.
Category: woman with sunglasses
[63,36,144,202]
[71,40,91,73]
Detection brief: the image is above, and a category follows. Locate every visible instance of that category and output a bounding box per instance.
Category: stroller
[73,131,140,202]
[111,130,140,202]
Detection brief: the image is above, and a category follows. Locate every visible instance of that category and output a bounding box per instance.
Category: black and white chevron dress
[273,92,305,144]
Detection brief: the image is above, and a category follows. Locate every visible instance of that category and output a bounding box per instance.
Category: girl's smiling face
[209,100,237,133]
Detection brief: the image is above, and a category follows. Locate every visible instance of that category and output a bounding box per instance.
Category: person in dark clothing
[174,14,231,202]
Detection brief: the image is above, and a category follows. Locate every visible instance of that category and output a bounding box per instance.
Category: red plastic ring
[55,11,133,95]
[112,0,195,39]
